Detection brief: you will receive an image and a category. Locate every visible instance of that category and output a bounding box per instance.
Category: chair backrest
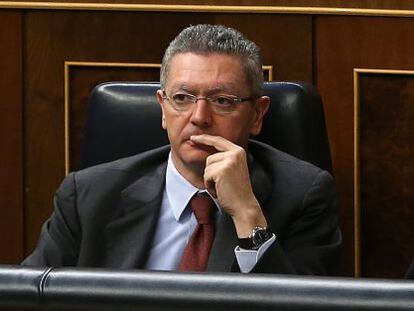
[80,81,332,173]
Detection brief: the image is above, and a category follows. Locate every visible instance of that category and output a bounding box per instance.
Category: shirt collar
[166,153,221,221]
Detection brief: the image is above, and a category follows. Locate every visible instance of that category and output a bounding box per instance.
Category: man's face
[157,52,269,173]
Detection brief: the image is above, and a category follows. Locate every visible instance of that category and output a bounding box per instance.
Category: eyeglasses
[162,91,257,114]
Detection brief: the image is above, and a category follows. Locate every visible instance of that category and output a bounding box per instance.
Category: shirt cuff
[234,234,276,273]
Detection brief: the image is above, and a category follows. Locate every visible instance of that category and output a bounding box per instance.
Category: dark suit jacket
[406,260,414,279]
[23,141,341,275]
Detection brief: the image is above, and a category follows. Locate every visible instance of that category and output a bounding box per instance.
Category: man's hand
[190,134,267,238]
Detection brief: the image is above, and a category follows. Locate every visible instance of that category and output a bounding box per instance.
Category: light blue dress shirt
[145,154,275,273]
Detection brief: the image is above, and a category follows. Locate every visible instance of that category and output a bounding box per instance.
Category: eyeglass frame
[161,90,259,114]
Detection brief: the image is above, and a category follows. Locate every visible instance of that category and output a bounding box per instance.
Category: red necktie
[179,192,216,272]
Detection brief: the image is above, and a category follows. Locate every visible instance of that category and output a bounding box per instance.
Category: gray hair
[160,24,264,97]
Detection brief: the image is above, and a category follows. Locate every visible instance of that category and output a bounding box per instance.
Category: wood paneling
[315,16,414,277]
[357,73,414,278]
[0,11,23,264]
[24,10,312,254]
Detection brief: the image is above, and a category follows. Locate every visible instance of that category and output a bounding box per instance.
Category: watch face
[252,228,268,246]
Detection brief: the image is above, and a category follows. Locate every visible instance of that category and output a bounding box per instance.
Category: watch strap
[238,226,273,250]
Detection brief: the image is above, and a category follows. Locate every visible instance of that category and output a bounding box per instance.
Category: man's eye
[173,94,192,104]
[213,96,235,106]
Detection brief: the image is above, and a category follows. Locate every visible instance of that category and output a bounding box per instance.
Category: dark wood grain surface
[0,10,24,264]
[359,74,414,278]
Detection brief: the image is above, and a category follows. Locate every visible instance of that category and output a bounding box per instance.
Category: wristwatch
[238,226,273,250]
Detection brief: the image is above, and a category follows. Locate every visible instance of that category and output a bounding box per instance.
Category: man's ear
[156,90,167,130]
[250,96,270,136]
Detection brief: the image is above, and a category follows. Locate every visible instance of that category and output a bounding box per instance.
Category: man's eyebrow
[168,83,194,93]
[207,85,236,93]
[168,83,239,94]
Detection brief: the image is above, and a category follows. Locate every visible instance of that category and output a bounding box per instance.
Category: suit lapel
[249,154,272,211]
[103,162,167,269]
[206,212,238,272]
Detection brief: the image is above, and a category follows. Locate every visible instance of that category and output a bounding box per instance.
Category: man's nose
[190,99,212,127]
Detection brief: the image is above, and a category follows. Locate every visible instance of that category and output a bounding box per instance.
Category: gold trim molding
[64,61,162,175]
[263,65,273,82]
[1,2,414,17]
[353,67,414,277]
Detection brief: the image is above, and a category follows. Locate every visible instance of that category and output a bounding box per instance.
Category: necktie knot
[190,193,215,225]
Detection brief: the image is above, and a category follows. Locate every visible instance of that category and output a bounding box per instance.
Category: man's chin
[182,150,211,166]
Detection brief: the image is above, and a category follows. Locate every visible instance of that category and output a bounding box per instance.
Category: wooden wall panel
[0,10,23,264]
[315,16,414,277]
[23,10,312,255]
[357,72,414,278]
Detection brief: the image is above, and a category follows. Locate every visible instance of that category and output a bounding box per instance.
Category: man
[23,24,341,274]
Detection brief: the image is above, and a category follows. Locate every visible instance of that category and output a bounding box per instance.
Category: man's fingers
[190,134,237,152]
[205,151,229,166]
[205,180,217,198]
[204,164,219,198]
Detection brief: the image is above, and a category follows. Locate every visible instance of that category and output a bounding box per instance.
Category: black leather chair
[80,81,333,174]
